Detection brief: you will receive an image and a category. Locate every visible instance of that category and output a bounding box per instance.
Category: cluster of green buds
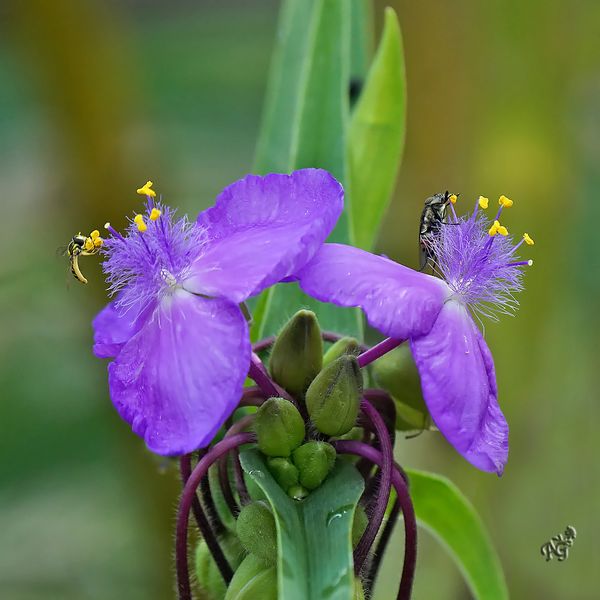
[192,311,372,599]
[253,310,363,501]
[180,309,419,600]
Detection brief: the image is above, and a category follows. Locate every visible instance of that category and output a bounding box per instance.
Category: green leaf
[406,468,509,600]
[349,0,373,86]
[240,448,364,600]
[251,0,362,342]
[348,7,406,250]
[254,0,317,174]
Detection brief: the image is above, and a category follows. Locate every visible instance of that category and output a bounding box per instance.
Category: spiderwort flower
[93,170,343,455]
[298,195,534,474]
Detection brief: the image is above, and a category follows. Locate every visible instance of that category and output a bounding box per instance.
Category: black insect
[418,191,457,271]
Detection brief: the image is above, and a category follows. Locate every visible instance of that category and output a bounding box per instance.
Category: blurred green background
[1,1,598,598]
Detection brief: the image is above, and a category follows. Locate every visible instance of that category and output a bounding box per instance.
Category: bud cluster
[184,309,418,600]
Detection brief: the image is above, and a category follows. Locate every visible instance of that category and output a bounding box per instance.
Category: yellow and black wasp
[418,191,457,270]
[60,230,103,284]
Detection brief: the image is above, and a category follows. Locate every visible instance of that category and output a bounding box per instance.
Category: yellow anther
[134,213,147,232]
[498,195,513,208]
[149,207,162,221]
[449,194,458,205]
[497,224,508,236]
[94,237,103,248]
[488,220,500,236]
[523,233,534,246]
[478,196,489,210]
[90,230,100,240]
[136,180,156,198]
[84,237,95,252]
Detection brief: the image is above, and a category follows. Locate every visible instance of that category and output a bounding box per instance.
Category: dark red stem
[179,455,232,585]
[357,337,405,368]
[366,496,401,593]
[176,432,256,600]
[353,399,394,574]
[218,415,255,517]
[334,440,417,600]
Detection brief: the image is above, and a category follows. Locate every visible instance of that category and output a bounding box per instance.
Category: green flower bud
[236,501,277,565]
[322,336,360,367]
[351,504,368,548]
[292,441,336,490]
[266,457,299,491]
[195,534,244,600]
[254,397,305,457]
[269,310,323,396]
[287,484,309,501]
[224,554,277,600]
[372,345,433,431]
[305,355,362,436]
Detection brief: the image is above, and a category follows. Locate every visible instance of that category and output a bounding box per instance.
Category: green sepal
[306,355,362,436]
[266,457,299,492]
[236,501,278,565]
[292,441,336,490]
[195,534,244,600]
[254,398,305,458]
[224,554,277,600]
[322,336,361,368]
[269,310,323,397]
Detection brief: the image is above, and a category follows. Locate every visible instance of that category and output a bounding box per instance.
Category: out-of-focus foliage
[348,7,406,251]
[0,1,598,599]
[406,469,508,600]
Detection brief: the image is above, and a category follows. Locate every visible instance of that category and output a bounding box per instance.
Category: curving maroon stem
[248,352,279,397]
[218,415,255,516]
[239,385,266,407]
[334,441,417,600]
[353,399,394,574]
[357,337,405,368]
[366,496,401,594]
[176,432,256,600]
[179,455,231,583]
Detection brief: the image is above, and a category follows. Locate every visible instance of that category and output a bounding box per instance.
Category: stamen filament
[507,259,533,267]
[104,222,125,240]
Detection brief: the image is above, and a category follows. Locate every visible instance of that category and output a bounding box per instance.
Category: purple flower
[93,170,343,456]
[297,195,534,475]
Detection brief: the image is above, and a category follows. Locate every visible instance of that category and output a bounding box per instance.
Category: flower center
[100,181,207,313]
[429,193,534,320]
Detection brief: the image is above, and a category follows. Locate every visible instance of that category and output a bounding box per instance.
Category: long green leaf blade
[251,0,362,341]
[254,0,317,173]
[240,449,364,600]
[348,7,406,250]
[406,468,509,600]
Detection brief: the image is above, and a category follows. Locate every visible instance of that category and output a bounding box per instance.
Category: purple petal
[92,300,153,359]
[107,291,250,456]
[297,244,449,339]
[183,169,343,303]
[410,301,508,474]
